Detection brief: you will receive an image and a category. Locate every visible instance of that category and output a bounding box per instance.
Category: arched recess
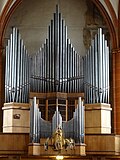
[0,0,118,132]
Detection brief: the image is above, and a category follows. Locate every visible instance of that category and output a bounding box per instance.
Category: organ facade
[0,1,120,160]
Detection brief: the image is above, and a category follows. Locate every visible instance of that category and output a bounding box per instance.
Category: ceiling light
[56,155,64,160]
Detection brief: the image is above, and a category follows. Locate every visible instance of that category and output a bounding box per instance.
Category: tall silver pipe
[89,46,92,103]
[41,46,44,92]
[35,52,38,93]
[51,20,54,92]
[5,45,8,102]
[94,34,98,103]
[81,100,84,143]
[5,39,11,102]
[74,51,77,93]
[64,26,67,92]
[37,50,41,93]
[67,39,70,93]
[24,50,27,102]
[102,34,105,102]
[70,45,72,93]
[33,97,36,142]
[48,25,51,92]
[98,28,103,103]
[76,54,79,93]
[46,39,49,92]
[39,48,42,92]
[78,97,82,143]
[22,45,26,102]
[91,40,95,103]
[19,40,24,102]
[62,19,65,92]
[105,41,109,103]
[59,13,62,92]
[16,32,21,102]
[11,28,16,102]
[71,46,74,92]
[54,5,59,92]
[44,43,46,92]
[78,55,81,93]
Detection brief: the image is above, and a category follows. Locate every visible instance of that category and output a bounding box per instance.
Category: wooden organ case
[2,5,115,160]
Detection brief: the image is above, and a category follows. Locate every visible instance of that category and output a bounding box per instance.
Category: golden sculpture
[44,125,75,151]
[52,126,64,150]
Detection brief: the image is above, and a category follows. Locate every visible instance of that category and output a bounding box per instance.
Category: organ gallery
[0,0,120,160]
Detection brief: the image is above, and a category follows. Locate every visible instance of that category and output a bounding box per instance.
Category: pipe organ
[4,5,110,142]
[3,5,112,157]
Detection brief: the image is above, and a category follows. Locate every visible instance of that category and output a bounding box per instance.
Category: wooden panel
[30,92,84,99]
[29,92,46,99]
[86,134,120,155]
[28,141,86,156]
[67,92,84,98]
[2,103,30,133]
[85,103,112,134]
[0,134,119,157]
[0,133,29,154]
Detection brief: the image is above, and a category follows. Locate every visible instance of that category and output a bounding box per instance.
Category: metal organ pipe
[83,28,110,104]
[30,5,83,93]
[5,6,110,106]
[5,27,30,103]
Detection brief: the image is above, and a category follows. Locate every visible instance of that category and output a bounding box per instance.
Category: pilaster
[112,49,120,134]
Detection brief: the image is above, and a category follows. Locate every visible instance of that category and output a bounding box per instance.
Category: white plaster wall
[99,0,119,20]
[110,0,119,18]
[99,0,112,21]
[0,0,8,13]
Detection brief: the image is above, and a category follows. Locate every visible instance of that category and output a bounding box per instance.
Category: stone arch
[0,0,117,49]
